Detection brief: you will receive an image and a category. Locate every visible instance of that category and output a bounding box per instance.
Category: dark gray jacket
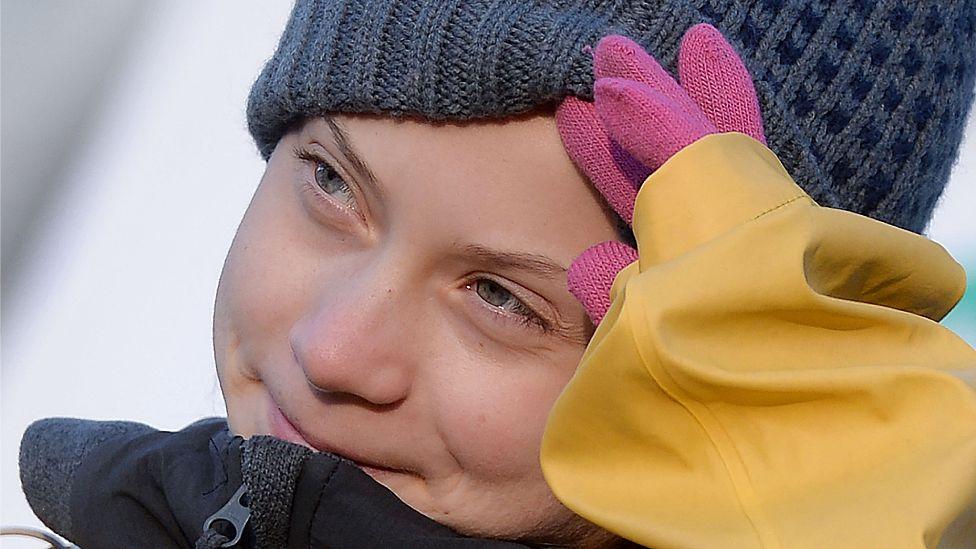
[19,417,529,549]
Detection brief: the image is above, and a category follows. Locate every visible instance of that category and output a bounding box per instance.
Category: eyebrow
[323,117,387,203]
[320,117,568,281]
[458,243,568,279]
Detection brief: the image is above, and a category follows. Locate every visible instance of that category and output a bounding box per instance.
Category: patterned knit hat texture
[247,0,976,233]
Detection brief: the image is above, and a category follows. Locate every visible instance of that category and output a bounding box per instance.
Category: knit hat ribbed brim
[247,0,976,233]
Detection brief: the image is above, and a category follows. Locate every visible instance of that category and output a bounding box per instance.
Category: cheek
[218,189,297,352]
[216,151,354,344]
[431,349,582,482]
[214,168,332,421]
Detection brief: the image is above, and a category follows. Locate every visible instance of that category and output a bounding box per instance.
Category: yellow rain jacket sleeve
[540,133,976,549]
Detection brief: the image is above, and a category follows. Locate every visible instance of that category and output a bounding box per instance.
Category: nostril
[302,378,407,412]
[289,303,415,406]
[296,347,412,408]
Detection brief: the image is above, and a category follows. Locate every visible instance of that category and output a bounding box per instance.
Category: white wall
[1,1,292,542]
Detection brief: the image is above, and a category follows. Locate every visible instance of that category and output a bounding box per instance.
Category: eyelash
[291,145,552,336]
[465,277,551,335]
[292,145,360,215]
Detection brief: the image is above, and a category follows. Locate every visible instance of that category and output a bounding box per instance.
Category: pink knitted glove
[560,24,767,324]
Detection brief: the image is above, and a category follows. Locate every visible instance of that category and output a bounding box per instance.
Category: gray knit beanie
[247,0,976,233]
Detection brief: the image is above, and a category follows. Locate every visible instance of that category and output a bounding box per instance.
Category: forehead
[301,114,618,266]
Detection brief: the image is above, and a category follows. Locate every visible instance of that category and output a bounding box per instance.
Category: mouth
[268,400,316,448]
[267,397,414,479]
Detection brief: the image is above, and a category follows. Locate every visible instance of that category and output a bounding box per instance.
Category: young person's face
[213,113,620,542]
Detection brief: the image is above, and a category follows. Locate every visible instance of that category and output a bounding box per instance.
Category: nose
[289,263,419,406]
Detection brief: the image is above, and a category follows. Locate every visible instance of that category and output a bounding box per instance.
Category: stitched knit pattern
[241,436,313,549]
[247,0,976,233]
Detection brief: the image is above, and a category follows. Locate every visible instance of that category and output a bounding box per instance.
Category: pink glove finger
[556,96,646,224]
[594,35,714,132]
[568,240,639,325]
[678,23,767,144]
[595,77,716,171]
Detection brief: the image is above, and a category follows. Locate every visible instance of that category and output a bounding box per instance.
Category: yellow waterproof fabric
[541,133,976,548]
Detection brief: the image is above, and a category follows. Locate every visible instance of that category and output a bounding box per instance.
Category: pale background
[2,1,975,546]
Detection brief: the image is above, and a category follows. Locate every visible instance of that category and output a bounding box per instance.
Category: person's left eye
[466,278,549,333]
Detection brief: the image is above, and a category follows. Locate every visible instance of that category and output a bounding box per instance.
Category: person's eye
[313,161,356,206]
[292,145,358,211]
[466,278,549,333]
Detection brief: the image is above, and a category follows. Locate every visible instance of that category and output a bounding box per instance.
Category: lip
[267,396,413,478]
[268,401,316,449]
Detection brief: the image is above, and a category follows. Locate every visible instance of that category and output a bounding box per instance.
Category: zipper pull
[202,484,251,548]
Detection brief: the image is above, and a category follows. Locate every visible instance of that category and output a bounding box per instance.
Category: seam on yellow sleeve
[751,194,808,221]
[625,282,782,549]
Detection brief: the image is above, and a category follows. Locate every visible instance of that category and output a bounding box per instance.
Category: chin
[220,381,607,545]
